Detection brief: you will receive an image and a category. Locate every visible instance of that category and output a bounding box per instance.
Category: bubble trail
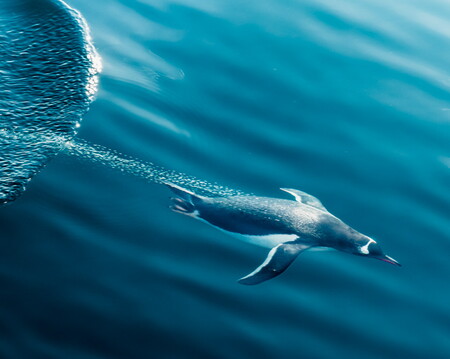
[0,0,248,204]
[64,138,248,198]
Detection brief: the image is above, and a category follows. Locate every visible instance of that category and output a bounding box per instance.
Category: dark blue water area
[1,0,450,358]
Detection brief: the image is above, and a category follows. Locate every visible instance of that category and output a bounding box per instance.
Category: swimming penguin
[167,184,400,285]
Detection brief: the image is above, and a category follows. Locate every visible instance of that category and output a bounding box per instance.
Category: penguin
[167,184,400,285]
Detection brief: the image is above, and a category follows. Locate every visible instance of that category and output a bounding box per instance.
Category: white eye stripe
[360,238,375,254]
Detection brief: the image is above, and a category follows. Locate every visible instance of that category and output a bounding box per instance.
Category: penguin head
[357,237,401,266]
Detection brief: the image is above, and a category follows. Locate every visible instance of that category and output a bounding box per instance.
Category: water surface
[1,0,450,358]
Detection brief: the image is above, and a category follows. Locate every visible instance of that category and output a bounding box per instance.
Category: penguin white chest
[224,231,298,248]
[194,214,298,248]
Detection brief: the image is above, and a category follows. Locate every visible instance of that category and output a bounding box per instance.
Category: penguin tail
[166,183,204,203]
[166,184,204,215]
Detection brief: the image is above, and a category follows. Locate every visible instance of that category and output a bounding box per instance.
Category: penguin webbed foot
[169,197,195,214]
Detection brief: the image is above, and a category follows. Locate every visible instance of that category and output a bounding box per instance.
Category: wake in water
[0,0,100,204]
[64,139,245,197]
[0,0,244,204]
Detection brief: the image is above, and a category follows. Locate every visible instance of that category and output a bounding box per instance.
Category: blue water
[0,0,99,204]
[1,0,450,358]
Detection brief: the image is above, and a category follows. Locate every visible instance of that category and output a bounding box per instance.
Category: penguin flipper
[238,242,310,285]
[280,188,328,212]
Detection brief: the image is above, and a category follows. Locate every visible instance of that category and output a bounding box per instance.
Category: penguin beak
[379,255,401,267]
